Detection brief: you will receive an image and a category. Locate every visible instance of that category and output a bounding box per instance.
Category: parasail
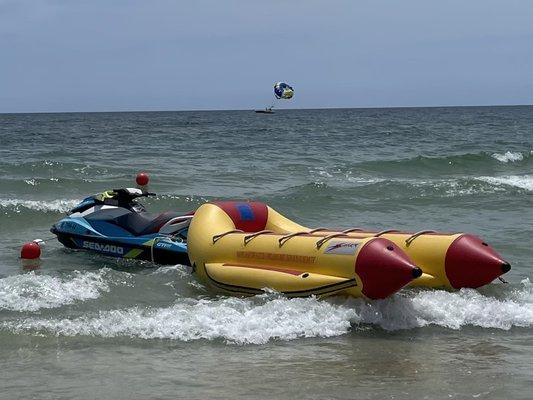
[274,82,294,99]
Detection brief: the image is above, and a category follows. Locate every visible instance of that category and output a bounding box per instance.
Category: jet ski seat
[113,211,184,236]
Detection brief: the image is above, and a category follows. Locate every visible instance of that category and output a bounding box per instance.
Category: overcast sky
[0,0,532,112]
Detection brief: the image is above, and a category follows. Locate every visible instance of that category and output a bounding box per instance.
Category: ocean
[0,106,532,399]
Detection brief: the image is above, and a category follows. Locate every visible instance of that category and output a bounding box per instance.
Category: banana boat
[251,204,512,289]
[187,201,423,299]
[188,201,511,297]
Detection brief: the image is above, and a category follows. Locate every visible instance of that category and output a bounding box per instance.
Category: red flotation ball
[21,242,41,260]
[136,172,150,186]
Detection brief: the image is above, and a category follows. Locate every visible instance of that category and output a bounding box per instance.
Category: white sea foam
[151,264,193,277]
[4,295,357,344]
[348,280,533,331]
[4,280,533,343]
[311,166,386,185]
[491,151,524,163]
[0,199,79,213]
[0,271,110,312]
[476,175,533,192]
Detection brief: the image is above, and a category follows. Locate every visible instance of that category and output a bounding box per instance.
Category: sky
[0,0,532,112]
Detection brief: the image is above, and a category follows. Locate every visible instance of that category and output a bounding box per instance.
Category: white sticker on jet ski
[324,240,359,255]
[83,241,124,255]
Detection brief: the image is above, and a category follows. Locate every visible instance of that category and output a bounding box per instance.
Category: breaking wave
[0,270,112,312]
[347,280,533,331]
[491,151,526,163]
[3,294,356,344]
[3,280,532,344]
[323,150,533,176]
[0,198,80,213]
[475,175,533,192]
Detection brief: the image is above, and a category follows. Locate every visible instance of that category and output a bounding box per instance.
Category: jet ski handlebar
[113,188,156,198]
[112,188,156,201]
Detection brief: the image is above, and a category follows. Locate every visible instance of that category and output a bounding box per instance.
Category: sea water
[0,107,532,399]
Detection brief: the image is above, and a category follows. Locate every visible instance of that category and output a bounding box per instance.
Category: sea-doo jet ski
[51,188,191,265]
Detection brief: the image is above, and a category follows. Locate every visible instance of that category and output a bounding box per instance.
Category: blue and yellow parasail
[274,82,294,100]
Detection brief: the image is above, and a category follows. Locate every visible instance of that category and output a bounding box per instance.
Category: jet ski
[51,188,191,265]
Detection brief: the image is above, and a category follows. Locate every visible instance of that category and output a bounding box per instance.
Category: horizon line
[1,103,532,115]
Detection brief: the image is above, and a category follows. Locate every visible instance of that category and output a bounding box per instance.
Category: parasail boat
[255,106,274,114]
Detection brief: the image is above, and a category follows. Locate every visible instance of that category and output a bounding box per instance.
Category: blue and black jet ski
[51,188,192,265]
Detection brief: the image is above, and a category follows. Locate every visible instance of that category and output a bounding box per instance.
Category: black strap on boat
[405,230,436,246]
[374,229,400,237]
[342,228,363,234]
[243,230,274,245]
[278,231,311,247]
[212,229,244,244]
[308,227,331,233]
[316,233,351,249]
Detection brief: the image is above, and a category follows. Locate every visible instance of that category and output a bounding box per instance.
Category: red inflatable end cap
[136,172,149,186]
[445,234,510,289]
[21,242,41,260]
[355,238,420,299]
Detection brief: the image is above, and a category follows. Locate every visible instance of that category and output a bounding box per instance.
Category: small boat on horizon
[254,106,274,114]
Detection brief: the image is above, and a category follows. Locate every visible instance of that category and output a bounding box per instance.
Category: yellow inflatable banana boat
[187,201,423,299]
[188,202,511,297]
[246,204,511,289]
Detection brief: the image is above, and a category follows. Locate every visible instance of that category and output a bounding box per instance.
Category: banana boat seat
[187,201,422,299]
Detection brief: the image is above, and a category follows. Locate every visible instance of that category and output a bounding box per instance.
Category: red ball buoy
[136,172,150,187]
[21,242,41,260]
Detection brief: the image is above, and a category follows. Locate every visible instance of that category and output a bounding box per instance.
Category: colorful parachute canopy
[274,82,294,99]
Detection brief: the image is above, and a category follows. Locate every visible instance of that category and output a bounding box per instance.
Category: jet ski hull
[51,189,191,265]
[52,227,190,265]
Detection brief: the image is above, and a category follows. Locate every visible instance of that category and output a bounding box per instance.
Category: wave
[0,270,112,312]
[2,294,355,344]
[3,280,532,344]
[0,160,112,177]
[0,198,80,213]
[0,195,209,216]
[346,280,533,331]
[0,174,529,221]
[491,151,527,163]
[475,175,533,192]
[310,150,532,179]
[281,175,528,207]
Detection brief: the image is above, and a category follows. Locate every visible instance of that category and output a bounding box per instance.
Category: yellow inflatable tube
[240,203,511,289]
[187,201,422,299]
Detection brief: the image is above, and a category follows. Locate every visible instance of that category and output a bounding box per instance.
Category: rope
[150,237,160,263]
[10,235,57,250]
